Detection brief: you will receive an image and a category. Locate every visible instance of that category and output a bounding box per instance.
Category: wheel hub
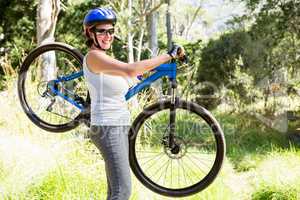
[163,136,187,159]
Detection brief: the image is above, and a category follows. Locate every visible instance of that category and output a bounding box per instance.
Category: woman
[82,7,184,200]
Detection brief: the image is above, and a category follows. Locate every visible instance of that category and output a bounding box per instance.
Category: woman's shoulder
[87,49,106,57]
[86,49,112,65]
[85,49,128,76]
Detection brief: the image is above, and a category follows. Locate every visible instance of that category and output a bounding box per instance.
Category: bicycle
[18,42,225,197]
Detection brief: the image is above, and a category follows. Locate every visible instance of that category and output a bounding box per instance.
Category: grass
[251,151,300,200]
[1,78,300,199]
[214,111,296,172]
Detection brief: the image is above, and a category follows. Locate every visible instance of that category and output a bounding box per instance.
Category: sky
[185,0,247,40]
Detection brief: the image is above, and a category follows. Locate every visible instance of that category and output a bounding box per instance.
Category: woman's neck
[91,45,106,53]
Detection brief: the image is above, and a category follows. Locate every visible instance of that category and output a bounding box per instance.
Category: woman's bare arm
[86,50,172,77]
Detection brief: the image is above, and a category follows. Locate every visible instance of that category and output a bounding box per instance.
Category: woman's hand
[167,45,185,60]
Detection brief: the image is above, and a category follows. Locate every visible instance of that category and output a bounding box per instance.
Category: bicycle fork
[168,79,177,150]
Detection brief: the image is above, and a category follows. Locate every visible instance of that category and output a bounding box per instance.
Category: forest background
[0,0,300,199]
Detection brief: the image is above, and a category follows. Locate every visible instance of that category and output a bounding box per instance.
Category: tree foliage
[194,0,300,110]
[0,0,37,69]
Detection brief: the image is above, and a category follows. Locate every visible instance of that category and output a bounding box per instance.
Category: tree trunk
[126,0,140,108]
[185,5,202,40]
[148,7,158,57]
[166,0,172,95]
[37,0,60,81]
[166,0,172,51]
[127,0,135,63]
[148,2,163,98]
[136,29,145,61]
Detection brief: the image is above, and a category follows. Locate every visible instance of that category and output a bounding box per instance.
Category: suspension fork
[169,78,178,149]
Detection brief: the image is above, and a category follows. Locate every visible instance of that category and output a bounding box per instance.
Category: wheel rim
[130,102,223,196]
[19,45,87,130]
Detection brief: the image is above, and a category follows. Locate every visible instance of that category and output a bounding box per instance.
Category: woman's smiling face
[93,23,114,50]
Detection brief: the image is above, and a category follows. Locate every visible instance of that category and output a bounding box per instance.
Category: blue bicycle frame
[49,62,177,111]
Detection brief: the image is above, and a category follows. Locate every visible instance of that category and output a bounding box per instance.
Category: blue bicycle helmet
[83,8,117,49]
[83,7,117,27]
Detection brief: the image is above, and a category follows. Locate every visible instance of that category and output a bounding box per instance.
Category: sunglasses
[93,28,115,36]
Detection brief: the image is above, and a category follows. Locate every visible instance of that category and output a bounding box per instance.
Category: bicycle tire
[129,99,225,197]
[18,42,88,132]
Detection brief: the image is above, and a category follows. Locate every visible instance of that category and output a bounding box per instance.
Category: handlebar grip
[137,74,143,80]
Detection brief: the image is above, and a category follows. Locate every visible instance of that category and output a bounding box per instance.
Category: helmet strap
[92,32,106,51]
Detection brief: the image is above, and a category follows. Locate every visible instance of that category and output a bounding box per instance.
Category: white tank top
[82,55,131,126]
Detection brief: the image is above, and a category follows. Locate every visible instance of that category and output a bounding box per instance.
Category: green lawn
[0,83,300,200]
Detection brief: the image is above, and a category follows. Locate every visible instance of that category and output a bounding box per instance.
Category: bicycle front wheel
[129,99,225,197]
[18,42,88,132]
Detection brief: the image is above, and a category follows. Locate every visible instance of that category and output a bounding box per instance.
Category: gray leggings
[89,125,131,200]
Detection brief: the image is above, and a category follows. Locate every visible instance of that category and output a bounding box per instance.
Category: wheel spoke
[139,152,165,166]
[188,153,215,170]
[135,150,162,153]
[178,158,194,186]
[150,157,170,181]
[185,154,209,178]
[170,159,173,186]
[142,153,166,173]
[157,158,171,185]
[137,152,164,159]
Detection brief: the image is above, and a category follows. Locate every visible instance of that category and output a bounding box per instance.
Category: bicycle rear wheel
[18,42,89,132]
[129,99,225,197]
